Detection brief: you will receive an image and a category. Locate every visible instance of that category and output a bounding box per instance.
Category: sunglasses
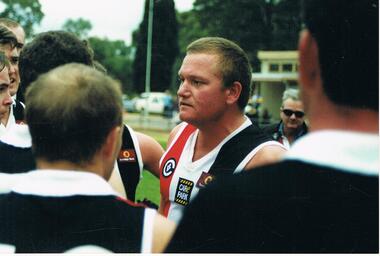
[282,109,305,118]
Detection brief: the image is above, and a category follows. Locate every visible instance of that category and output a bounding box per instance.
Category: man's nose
[7,64,16,74]
[3,92,13,106]
[177,80,189,97]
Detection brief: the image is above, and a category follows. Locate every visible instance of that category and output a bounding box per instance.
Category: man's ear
[102,125,122,160]
[226,81,242,105]
[298,29,321,91]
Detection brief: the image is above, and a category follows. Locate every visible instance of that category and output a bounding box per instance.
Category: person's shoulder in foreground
[166,130,379,253]
[165,0,378,253]
[0,63,175,253]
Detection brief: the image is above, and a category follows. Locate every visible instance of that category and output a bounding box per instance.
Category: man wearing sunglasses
[263,88,308,149]
[166,0,378,252]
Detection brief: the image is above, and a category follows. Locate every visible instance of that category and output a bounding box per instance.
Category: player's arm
[244,145,286,170]
[151,213,177,253]
[136,132,164,178]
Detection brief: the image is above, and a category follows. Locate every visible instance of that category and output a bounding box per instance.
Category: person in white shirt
[0,63,175,253]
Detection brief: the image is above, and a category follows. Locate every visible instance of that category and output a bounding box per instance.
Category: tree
[88,37,134,94]
[132,0,179,93]
[191,0,301,70]
[271,0,302,50]
[62,18,92,39]
[168,10,209,92]
[0,0,44,38]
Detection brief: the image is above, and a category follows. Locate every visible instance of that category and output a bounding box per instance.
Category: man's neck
[192,111,246,161]
[36,159,106,179]
[282,125,303,142]
[1,108,10,127]
[309,106,378,134]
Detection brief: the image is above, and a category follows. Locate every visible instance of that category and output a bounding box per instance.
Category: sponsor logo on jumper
[118,149,136,162]
[196,172,215,188]
[162,158,176,177]
[174,178,194,206]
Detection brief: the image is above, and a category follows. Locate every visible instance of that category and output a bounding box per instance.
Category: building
[251,51,299,122]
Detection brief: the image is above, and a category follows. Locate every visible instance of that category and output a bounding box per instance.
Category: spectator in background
[0,63,175,253]
[159,37,286,223]
[166,0,378,252]
[262,88,308,149]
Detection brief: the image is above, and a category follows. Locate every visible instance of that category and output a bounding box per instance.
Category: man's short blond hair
[25,63,123,164]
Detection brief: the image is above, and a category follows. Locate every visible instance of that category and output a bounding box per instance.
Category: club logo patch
[118,149,136,162]
[162,158,176,177]
[196,172,215,188]
[174,178,194,206]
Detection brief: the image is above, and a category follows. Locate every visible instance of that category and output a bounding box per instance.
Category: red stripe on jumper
[160,124,196,217]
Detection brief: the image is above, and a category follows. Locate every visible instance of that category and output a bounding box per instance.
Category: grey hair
[282,88,300,102]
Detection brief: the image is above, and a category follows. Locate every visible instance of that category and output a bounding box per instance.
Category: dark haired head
[0,25,17,49]
[18,30,94,102]
[303,0,378,111]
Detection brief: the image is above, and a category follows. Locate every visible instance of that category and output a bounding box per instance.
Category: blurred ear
[102,125,122,161]
[226,81,242,105]
[298,29,321,92]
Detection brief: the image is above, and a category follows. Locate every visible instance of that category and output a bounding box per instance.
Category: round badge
[162,158,176,177]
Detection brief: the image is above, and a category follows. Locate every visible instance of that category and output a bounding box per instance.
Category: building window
[282,63,293,72]
[269,63,279,72]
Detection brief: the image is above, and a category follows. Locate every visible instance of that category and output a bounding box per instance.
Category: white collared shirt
[285,130,379,176]
[0,106,16,140]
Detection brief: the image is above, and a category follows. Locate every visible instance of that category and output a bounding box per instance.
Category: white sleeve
[141,208,156,253]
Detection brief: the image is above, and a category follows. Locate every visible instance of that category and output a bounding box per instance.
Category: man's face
[0,66,12,121]
[0,44,19,97]
[6,46,19,97]
[177,53,228,126]
[280,98,305,132]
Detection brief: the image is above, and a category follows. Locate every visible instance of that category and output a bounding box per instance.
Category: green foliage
[169,10,210,92]
[132,0,179,93]
[88,37,134,94]
[136,170,160,205]
[271,0,302,50]
[185,0,301,70]
[0,0,43,38]
[62,18,92,39]
[177,10,209,57]
[134,129,168,205]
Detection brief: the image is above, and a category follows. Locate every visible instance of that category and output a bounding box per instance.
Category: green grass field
[134,129,169,206]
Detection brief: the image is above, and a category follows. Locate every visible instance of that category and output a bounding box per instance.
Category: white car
[134,92,170,114]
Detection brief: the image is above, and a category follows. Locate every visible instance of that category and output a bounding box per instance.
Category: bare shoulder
[135,131,163,150]
[167,122,185,147]
[151,213,176,253]
[245,144,287,170]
